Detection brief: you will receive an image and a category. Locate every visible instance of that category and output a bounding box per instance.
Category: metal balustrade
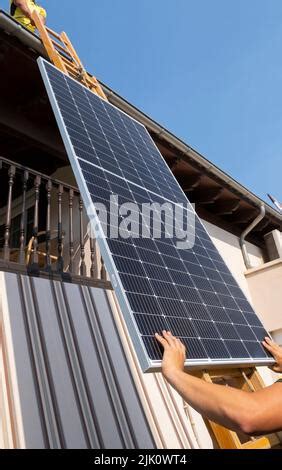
[0,156,111,288]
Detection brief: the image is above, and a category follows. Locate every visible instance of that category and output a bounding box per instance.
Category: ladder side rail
[201,368,276,449]
[32,11,107,100]
[32,10,68,73]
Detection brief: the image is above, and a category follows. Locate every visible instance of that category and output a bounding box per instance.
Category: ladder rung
[80,70,95,82]
[61,55,81,69]
[241,437,271,449]
[64,62,80,74]
[84,81,99,91]
[85,77,99,89]
[89,76,99,85]
[80,74,98,86]
[84,71,97,82]
[46,27,63,41]
[66,70,80,80]
[61,58,88,78]
[32,10,108,100]
[64,64,85,81]
[51,39,73,57]
[60,56,79,69]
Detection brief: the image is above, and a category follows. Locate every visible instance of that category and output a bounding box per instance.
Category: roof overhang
[0,10,281,245]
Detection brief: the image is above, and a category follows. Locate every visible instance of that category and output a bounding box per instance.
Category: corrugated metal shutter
[0,272,155,449]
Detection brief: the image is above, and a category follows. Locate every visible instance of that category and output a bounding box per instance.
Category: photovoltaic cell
[38,58,274,372]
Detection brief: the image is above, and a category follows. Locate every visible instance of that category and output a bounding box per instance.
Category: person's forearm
[157,332,282,435]
[166,370,258,434]
[15,0,33,19]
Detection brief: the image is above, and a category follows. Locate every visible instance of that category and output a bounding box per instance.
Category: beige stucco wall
[272,329,282,346]
[202,221,279,388]
[202,220,264,301]
[245,260,282,332]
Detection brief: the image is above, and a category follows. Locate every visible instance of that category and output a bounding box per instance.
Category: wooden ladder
[198,367,281,449]
[32,10,107,100]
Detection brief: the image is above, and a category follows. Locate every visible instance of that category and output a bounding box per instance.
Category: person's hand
[27,8,36,25]
[155,331,186,381]
[262,337,282,373]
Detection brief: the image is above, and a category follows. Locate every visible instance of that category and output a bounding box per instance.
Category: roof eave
[0,9,281,226]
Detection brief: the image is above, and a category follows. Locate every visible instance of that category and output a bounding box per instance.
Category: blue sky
[37,1,282,202]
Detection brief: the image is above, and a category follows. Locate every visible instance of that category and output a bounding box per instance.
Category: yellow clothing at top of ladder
[10,0,47,33]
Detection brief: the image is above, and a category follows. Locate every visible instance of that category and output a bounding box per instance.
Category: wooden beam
[241,437,271,449]
[213,199,241,216]
[181,173,202,192]
[168,158,181,173]
[252,219,271,233]
[229,209,258,225]
[191,187,224,204]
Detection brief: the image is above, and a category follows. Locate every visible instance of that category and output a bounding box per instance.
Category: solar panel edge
[38,58,274,372]
[38,57,155,371]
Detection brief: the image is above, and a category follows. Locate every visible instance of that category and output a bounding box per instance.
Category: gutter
[0,10,45,56]
[0,10,281,226]
[240,205,266,269]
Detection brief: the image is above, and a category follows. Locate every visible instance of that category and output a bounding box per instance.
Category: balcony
[0,156,111,289]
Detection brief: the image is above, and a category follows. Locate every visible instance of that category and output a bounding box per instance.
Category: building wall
[245,260,282,333]
[272,329,282,346]
[199,221,280,390]
[202,220,264,300]
[1,167,279,449]
[202,221,277,386]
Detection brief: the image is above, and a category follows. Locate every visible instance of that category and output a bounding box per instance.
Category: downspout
[240,205,266,269]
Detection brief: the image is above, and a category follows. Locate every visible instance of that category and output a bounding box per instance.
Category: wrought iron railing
[0,156,110,288]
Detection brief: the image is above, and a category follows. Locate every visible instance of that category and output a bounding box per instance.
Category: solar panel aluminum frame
[38,58,274,372]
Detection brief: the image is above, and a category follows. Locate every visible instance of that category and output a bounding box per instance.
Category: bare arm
[13,0,33,19]
[156,331,282,435]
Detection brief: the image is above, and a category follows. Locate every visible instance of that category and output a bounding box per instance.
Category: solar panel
[38,58,273,372]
